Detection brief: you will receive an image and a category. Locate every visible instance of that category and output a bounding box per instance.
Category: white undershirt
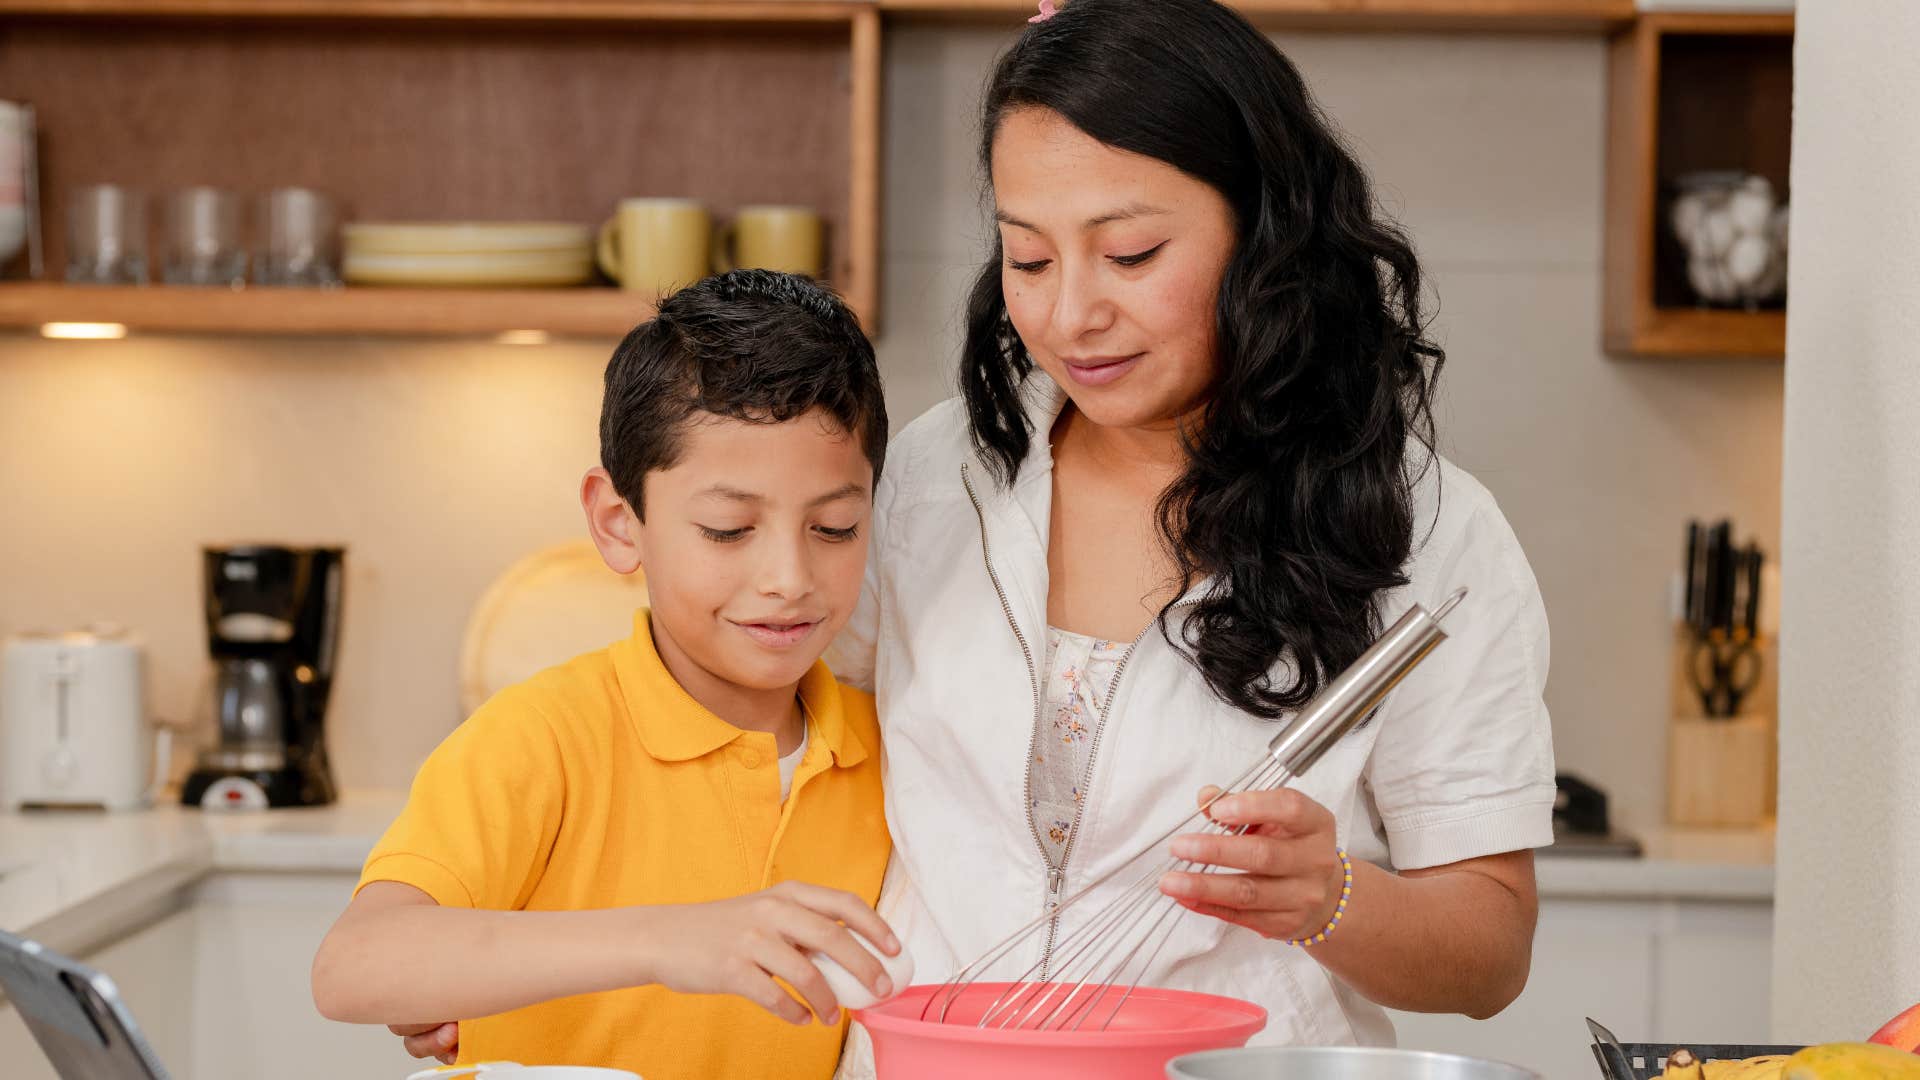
[779,723,810,801]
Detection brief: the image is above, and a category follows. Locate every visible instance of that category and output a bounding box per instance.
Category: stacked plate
[342,221,594,287]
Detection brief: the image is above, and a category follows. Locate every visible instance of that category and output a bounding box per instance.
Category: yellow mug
[712,205,823,278]
[597,198,710,294]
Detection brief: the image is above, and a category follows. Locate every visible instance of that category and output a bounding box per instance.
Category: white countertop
[0,792,1773,955]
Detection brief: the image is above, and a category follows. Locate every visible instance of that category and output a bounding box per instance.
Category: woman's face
[991,106,1238,433]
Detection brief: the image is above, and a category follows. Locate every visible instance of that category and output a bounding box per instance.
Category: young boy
[311,270,898,1080]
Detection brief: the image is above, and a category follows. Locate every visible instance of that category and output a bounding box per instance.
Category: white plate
[458,539,649,717]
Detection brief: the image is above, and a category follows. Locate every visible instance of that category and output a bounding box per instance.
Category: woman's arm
[1159,787,1537,1019]
[312,879,901,1028]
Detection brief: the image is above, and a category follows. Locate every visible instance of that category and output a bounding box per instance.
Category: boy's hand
[389,1020,458,1064]
[637,881,900,1026]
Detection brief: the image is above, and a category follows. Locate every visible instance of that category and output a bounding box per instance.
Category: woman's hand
[634,881,900,1026]
[1157,786,1346,942]
[390,1020,458,1065]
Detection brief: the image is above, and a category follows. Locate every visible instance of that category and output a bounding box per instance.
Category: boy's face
[600,408,874,697]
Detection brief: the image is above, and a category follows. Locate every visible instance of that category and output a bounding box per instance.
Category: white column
[1772,0,1920,1040]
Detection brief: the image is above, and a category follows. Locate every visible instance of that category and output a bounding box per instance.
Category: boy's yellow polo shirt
[357,610,889,1080]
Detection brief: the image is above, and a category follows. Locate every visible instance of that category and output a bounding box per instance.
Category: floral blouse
[1030,626,1128,870]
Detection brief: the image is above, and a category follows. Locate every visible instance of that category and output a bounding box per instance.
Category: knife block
[1667,623,1777,828]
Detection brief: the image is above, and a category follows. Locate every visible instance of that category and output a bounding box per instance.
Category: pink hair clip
[1029,0,1058,23]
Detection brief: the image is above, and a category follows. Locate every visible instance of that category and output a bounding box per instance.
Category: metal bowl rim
[1166,1044,1540,1079]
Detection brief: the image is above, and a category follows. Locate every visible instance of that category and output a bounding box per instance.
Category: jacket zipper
[962,463,1059,973]
[962,461,1183,980]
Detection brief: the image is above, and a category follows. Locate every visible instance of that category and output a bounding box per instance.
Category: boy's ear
[581,467,644,576]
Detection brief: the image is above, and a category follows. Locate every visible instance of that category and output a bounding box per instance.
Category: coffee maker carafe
[181,545,343,809]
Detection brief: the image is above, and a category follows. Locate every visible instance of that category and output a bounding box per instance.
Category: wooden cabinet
[1603,13,1794,359]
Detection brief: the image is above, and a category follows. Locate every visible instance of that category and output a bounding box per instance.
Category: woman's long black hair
[962,0,1444,719]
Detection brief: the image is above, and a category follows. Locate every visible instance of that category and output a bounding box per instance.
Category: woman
[398,0,1553,1067]
[826,0,1551,1069]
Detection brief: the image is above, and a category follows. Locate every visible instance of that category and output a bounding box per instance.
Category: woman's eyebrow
[994,202,1172,233]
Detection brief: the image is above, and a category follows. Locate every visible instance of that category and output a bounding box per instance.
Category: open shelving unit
[0,0,1784,353]
[1603,11,1794,359]
[0,0,882,336]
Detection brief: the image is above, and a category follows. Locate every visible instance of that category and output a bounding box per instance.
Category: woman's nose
[1049,259,1117,341]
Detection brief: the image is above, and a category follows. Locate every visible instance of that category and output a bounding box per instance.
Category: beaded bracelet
[1286,846,1353,947]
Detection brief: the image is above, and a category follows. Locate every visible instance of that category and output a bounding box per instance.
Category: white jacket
[829,383,1554,1072]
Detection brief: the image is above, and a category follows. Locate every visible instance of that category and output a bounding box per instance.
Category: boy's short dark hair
[599,270,887,517]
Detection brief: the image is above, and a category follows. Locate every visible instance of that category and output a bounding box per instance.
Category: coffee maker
[181,545,343,809]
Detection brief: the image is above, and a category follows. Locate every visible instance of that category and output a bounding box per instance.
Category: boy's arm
[312,879,901,1028]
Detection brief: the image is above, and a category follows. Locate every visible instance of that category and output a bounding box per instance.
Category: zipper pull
[1046,867,1066,911]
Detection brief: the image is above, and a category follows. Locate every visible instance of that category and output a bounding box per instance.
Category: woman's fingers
[1199,788,1333,835]
[1170,830,1299,876]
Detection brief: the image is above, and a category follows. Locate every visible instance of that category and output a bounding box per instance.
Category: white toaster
[0,627,164,811]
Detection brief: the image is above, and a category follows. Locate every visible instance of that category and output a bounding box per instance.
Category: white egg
[1671,192,1706,247]
[810,930,915,1012]
[1700,210,1738,257]
[1725,234,1769,287]
[1689,254,1730,303]
[1728,189,1766,235]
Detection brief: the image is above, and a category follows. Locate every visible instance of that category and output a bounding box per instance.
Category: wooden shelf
[0,1,870,25]
[0,2,882,332]
[1618,306,1786,360]
[1603,12,1793,358]
[0,283,661,337]
[879,0,1633,31]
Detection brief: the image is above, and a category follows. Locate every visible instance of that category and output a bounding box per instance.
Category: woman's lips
[733,619,820,649]
[1061,354,1141,387]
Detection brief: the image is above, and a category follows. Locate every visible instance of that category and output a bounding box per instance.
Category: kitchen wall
[0,25,1783,827]
[1772,0,1920,1038]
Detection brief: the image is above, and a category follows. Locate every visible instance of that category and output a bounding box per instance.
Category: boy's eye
[1005,256,1051,275]
[698,525,750,543]
[815,525,860,542]
[1109,241,1167,267]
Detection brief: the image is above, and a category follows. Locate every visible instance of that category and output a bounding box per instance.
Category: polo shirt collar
[615,610,870,768]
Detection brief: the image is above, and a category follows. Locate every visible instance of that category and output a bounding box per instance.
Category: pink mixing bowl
[857,982,1267,1080]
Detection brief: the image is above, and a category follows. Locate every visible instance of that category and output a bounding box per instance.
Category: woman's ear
[581,467,644,575]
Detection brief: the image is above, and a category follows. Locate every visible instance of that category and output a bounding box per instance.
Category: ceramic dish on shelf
[341,249,595,287]
[343,221,591,256]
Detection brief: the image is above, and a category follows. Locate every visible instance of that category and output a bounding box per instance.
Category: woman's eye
[1005,256,1051,275]
[815,525,860,542]
[1110,241,1167,267]
[698,525,750,543]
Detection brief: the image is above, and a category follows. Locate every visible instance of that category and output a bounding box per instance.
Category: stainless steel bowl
[1167,1046,1541,1080]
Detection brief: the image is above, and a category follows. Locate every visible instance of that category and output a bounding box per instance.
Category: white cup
[408,1064,640,1080]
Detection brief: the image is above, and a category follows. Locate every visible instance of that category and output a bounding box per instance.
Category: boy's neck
[648,618,806,752]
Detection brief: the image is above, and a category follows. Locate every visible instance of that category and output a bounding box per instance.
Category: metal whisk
[921,587,1469,1032]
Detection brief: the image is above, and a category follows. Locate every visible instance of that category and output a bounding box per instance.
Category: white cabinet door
[0,873,409,1080]
[186,873,404,1080]
[1649,901,1774,1046]
[1390,899,1661,1079]
[1387,897,1774,1079]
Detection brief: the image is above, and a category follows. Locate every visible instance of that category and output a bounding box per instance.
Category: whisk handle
[1264,587,1466,777]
